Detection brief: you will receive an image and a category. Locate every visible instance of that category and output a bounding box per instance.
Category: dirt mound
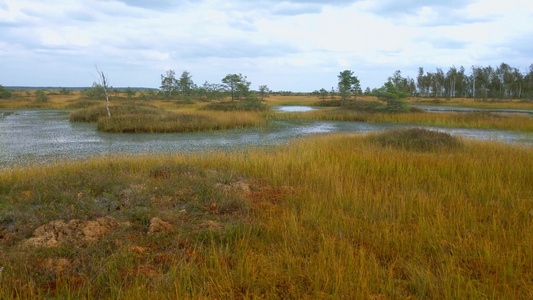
[147,217,173,236]
[23,216,118,248]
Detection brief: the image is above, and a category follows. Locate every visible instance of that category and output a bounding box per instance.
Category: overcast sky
[1,0,532,91]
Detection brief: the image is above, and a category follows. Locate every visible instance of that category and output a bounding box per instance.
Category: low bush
[370,128,463,152]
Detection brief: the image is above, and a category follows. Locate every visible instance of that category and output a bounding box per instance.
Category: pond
[272,106,324,112]
[1,109,531,168]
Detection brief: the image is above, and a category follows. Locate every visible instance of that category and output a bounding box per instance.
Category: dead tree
[95,66,111,117]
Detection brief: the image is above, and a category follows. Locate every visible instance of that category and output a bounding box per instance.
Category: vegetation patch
[202,99,269,111]
[69,104,164,122]
[0,156,259,298]
[1,135,533,298]
[0,85,12,99]
[98,113,215,133]
[371,128,463,152]
[66,99,100,109]
[69,103,265,133]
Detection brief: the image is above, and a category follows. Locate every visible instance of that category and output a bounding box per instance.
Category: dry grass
[280,108,533,132]
[407,97,533,110]
[98,110,265,133]
[0,90,80,109]
[1,131,532,298]
[69,103,266,133]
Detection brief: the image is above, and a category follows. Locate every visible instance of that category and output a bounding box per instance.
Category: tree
[373,82,408,112]
[59,88,71,95]
[337,70,359,106]
[35,90,48,103]
[178,71,194,97]
[0,85,12,99]
[258,85,271,101]
[124,87,136,99]
[319,88,328,101]
[160,70,178,98]
[95,66,111,117]
[222,73,250,102]
[85,83,106,99]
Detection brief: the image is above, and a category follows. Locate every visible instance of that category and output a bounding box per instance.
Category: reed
[1,130,532,298]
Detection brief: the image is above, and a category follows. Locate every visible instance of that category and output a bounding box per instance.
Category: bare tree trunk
[96,66,111,117]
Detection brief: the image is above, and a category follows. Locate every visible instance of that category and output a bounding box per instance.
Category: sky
[1,0,532,92]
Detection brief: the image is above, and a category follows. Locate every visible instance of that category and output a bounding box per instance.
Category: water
[1,109,531,168]
[273,106,324,112]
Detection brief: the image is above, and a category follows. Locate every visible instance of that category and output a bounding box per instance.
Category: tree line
[385,63,533,101]
[2,62,532,103]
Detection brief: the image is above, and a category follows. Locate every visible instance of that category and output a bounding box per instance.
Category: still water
[1,109,531,167]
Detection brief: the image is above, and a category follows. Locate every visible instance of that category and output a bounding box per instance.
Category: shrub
[371,128,463,152]
[0,85,12,99]
[35,90,48,103]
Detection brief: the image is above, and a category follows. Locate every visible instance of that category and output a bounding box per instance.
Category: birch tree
[95,66,111,117]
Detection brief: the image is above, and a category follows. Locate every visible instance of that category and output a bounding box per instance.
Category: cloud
[226,0,362,16]
[271,2,323,15]
[107,0,190,10]
[362,0,486,27]
[365,0,475,16]
[415,35,469,50]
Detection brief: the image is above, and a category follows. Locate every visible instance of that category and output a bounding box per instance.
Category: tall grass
[280,108,533,132]
[1,130,532,298]
[408,97,533,110]
[98,111,265,133]
[69,104,266,132]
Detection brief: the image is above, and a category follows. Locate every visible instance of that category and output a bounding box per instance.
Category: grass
[278,108,533,132]
[202,99,270,111]
[408,97,533,110]
[1,130,532,298]
[370,128,463,152]
[70,103,266,133]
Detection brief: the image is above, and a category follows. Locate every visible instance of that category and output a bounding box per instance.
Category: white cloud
[0,0,531,90]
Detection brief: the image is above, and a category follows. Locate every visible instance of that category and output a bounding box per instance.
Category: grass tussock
[1,134,533,298]
[370,128,463,152]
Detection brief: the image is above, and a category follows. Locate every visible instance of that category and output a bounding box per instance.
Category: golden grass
[280,108,533,132]
[1,132,532,298]
[0,90,81,109]
[98,110,266,132]
[69,103,266,132]
[407,97,533,110]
